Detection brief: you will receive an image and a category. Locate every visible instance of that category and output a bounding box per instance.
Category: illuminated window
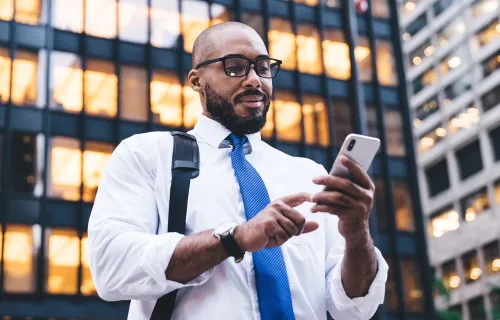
[182,0,209,54]
[402,13,427,41]
[210,3,232,26]
[475,18,500,47]
[455,139,483,180]
[385,110,406,157]
[151,0,180,49]
[269,18,296,71]
[242,13,265,40]
[437,18,466,48]
[425,158,450,197]
[52,0,83,33]
[0,0,45,24]
[443,75,471,106]
[460,187,489,222]
[183,75,202,129]
[12,50,42,107]
[47,137,114,202]
[288,0,319,5]
[0,0,13,21]
[120,65,148,122]
[393,181,415,232]
[323,29,350,80]
[442,260,461,290]
[373,0,390,18]
[119,0,148,44]
[462,250,482,283]
[448,106,480,135]
[484,241,500,275]
[332,100,353,147]
[11,133,44,196]
[3,224,38,293]
[429,206,459,238]
[481,48,500,78]
[46,228,78,294]
[81,233,96,295]
[412,68,437,94]
[376,40,398,86]
[303,94,329,146]
[402,260,424,312]
[481,83,500,112]
[85,59,117,118]
[356,36,372,83]
[261,103,274,139]
[85,0,117,39]
[151,70,182,127]
[0,47,11,104]
[297,25,323,75]
[418,126,447,153]
[409,40,434,67]
[414,96,439,128]
[401,0,421,15]
[274,90,301,143]
[472,0,499,18]
[50,51,83,113]
[439,44,468,77]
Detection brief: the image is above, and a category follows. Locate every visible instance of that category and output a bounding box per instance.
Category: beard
[204,83,270,136]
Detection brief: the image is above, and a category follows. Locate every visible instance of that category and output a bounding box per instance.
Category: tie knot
[228,133,248,147]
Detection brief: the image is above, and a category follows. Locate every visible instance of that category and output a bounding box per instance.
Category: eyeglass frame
[194,54,283,78]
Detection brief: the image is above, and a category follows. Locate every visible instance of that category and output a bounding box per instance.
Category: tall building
[400,0,500,318]
[0,0,434,319]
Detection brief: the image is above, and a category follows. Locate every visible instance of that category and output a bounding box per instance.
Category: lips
[239,95,264,103]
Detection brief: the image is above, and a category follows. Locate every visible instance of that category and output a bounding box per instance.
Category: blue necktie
[228,133,295,320]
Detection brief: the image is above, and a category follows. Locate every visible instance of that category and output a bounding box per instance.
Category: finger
[311,191,356,208]
[340,156,371,189]
[274,228,289,246]
[302,221,319,233]
[310,204,348,215]
[312,175,365,199]
[279,207,306,234]
[276,215,299,238]
[281,192,312,208]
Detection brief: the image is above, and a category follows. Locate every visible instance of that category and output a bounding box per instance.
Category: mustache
[234,89,268,103]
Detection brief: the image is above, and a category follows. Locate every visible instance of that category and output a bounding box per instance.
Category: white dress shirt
[88,114,389,320]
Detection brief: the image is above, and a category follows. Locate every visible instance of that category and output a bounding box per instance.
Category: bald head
[192,21,263,69]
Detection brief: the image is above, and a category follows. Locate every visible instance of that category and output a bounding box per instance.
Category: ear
[188,69,202,93]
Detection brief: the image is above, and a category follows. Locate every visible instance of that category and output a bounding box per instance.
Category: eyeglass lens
[224,57,279,78]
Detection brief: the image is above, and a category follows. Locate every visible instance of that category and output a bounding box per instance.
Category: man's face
[189,27,273,136]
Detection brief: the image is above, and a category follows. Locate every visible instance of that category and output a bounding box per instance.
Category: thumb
[302,221,319,234]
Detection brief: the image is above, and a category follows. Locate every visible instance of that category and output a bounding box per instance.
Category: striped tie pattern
[228,133,295,320]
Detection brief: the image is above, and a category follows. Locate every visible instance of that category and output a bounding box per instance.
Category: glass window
[401,260,424,312]
[429,206,459,237]
[182,0,209,54]
[460,187,490,221]
[289,0,319,5]
[490,125,500,161]
[418,126,447,153]
[47,137,114,202]
[151,70,182,127]
[274,90,301,143]
[448,105,480,135]
[443,75,471,106]
[210,3,232,26]
[385,258,398,312]
[468,296,487,320]
[484,241,500,275]
[151,0,180,49]
[52,0,83,32]
[437,17,466,49]
[323,29,350,80]
[332,100,353,147]
[85,0,117,39]
[439,44,468,77]
[455,139,483,180]
[384,110,406,157]
[409,40,434,67]
[0,47,10,104]
[366,104,380,139]
[119,0,148,44]
[303,94,329,147]
[81,233,96,295]
[46,228,79,294]
[413,96,439,128]
[0,0,14,21]
[481,48,500,78]
[261,102,274,139]
[481,83,500,112]
[425,158,450,196]
[376,40,398,86]
[471,0,499,18]
[3,224,38,293]
[50,51,83,114]
[1,0,46,25]
[356,36,372,83]
[475,18,500,48]
[442,260,461,290]
[241,13,265,41]
[297,25,323,75]
[183,77,202,129]
[403,13,427,41]
[0,134,3,193]
[322,0,341,8]
[269,18,296,71]
[433,0,453,17]
[393,181,415,232]
[374,179,388,230]
[462,250,482,283]
[12,50,43,107]
[412,68,437,95]
[10,133,44,197]
[373,0,390,18]
[495,179,500,203]
[120,65,148,122]
[85,59,117,118]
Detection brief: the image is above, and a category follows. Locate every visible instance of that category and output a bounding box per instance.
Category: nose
[242,65,262,89]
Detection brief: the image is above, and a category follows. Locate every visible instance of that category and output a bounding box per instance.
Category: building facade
[0,0,433,319]
[399,0,500,318]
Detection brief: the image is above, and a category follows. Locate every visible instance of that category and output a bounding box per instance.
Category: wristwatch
[213,222,245,263]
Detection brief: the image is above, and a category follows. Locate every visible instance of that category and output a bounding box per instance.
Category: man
[89,22,388,320]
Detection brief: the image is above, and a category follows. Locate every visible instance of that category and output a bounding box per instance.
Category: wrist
[344,226,372,251]
[233,224,247,252]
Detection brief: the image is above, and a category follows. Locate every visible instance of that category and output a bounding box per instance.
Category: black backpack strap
[150,131,199,320]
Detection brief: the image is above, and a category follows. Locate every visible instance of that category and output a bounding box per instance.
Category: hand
[234,193,319,252]
[310,155,375,241]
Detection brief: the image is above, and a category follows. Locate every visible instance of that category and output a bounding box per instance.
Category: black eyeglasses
[195,54,282,78]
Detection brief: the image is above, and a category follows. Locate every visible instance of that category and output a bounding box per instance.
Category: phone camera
[347,139,356,151]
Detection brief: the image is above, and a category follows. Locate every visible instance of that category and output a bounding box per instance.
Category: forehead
[209,27,268,59]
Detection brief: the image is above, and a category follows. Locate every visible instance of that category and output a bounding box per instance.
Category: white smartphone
[329,133,381,179]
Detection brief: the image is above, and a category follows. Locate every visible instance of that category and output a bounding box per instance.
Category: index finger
[281,192,312,207]
[340,156,372,190]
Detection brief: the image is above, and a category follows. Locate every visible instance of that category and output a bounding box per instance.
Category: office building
[400,0,500,318]
[0,0,433,318]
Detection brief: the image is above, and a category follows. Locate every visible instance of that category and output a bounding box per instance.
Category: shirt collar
[192,114,262,152]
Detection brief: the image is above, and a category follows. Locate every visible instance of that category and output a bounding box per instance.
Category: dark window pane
[374,179,388,231]
[385,257,399,312]
[413,96,439,127]
[412,68,437,94]
[0,133,3,193]
[120,65,148,122]
[490,125,500,161]
[366,104,380,139]
[484,241,500,275]
[455,139,483,180]
[429,205,459,238]
[425,158,450,196]
[403,13,427,41]
[331,100,353,148]
[460,187,490,222]
[481,48,500,78]
[462,250,481,283]
[11,133,44,197]
[468,296,486,320]
[409,40,434,67]
[442,260,461,290]
[402,260,424,312]
[481,83,500,112]
[443,74,472,106]
[433,0,453,16]
[385,109,406,157]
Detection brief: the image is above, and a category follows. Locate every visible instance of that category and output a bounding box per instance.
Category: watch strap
[220,233,244,261]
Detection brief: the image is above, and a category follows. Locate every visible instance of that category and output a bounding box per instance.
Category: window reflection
[401,260,424,312]
[52,0,83,32]
[323,29,351,80]
[303,95,329,146]
[81,233,96,295]
[120,65,148,122]
[46,228,79,294]
[430,206,459,238]
[357,36,372,82]
[119,0,148,44]
[462,250,482,283]
[418,126,447,153]
[50,51,83,113]
[11,50,43,107]
[442,260,461,290]
[151,70,182,126]
[210,4,232,26]
[376,40,398,86]
[85,0,117,39]
[484,241,500,275]
[448,106,480,135]
[182,0,209,54]
[332,100,353,147]
[151,0,180,48]
[11,133,44,197]
[274,90,301,143]
[393,181,415,232]
[269,18,296,71]
[385,110,406,156]
[85,60,117,118]
[460,187,490,222]
[297,25,323,75]
[437,18,466,48]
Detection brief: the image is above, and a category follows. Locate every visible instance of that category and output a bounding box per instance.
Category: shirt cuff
[139,232,215,294]
[326,246,388,316]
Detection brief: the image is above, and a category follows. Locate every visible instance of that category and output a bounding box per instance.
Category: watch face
[214,222,236,236]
